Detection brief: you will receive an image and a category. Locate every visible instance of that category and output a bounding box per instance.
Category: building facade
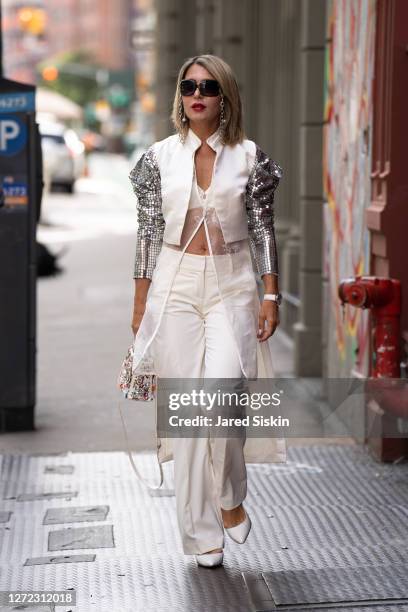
[2,0,133,83]
[153,0,327,377]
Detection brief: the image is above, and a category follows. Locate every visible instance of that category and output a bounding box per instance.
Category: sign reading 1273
[0,114,27,156]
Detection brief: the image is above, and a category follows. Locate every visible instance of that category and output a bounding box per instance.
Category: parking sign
[0,115,27,156]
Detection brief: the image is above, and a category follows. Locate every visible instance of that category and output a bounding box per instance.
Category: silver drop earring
[179,98,187,123]
[178,98,187,144]
[219,94,226,128]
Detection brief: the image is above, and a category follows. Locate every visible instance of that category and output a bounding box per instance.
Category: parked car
[39,121,85,193]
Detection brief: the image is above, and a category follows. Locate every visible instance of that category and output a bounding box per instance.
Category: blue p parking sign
[0,114,27,156]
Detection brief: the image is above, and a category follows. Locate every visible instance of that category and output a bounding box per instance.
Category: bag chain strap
[117,401,164,490]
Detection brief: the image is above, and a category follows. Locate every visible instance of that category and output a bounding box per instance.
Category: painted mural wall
[323,0,376,376]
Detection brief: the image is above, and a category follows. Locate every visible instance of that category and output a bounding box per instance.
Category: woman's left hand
[257,301,280,342]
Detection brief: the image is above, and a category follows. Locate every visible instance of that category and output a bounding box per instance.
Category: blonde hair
[171,54,246,146]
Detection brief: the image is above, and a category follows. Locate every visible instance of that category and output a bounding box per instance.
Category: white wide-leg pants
[152,250,247,555]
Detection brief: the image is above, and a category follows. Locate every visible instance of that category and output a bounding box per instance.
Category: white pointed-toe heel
[225,510,252,544]
[195,550,224,567]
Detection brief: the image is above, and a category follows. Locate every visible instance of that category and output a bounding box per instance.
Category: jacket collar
[184,126,223,152]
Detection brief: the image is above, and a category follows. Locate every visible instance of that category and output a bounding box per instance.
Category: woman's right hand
[131,304,146,337]
[132,278,151,337]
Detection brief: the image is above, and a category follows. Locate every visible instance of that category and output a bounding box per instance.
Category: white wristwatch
[263,292,282,306]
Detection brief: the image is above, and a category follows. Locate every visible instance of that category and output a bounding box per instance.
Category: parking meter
[0,78,40,430]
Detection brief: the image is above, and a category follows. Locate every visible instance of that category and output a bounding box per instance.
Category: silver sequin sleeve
[129,146,165,279]
[245,144,283,277]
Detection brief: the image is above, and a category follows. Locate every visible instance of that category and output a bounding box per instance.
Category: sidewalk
[1,444,408,611]
[1,196,408,610]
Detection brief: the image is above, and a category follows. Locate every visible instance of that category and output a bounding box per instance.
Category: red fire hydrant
[338,276,401,377]
[338,276,407,421]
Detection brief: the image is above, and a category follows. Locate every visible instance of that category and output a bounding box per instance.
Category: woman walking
[130,54,285,567]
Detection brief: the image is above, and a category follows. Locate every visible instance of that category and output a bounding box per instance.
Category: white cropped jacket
[129,127,282,279]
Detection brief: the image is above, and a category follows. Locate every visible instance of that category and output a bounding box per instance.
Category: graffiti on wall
[323,0,376,374]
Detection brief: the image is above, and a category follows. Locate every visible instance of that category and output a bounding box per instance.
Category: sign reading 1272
[0,114,27,156]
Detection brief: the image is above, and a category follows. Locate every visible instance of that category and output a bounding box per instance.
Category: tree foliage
[37,50,102,107]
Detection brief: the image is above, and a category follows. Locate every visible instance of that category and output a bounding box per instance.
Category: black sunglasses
[180,79,221,97]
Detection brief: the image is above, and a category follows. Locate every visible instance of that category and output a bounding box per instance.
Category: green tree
[37,50,102,107]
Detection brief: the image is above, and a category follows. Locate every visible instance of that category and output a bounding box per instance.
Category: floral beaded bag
[117,343,157,401]
[116,345,164,490]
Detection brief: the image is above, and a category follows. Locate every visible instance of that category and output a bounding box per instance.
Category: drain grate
[148,487,175,497]
[48,525,114,551]
[24,554,96,566]
[43,465,74,475]
[0,512,11,523]
[43,505,109,525]
[243,563,408,610]
[14,491,78,502]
